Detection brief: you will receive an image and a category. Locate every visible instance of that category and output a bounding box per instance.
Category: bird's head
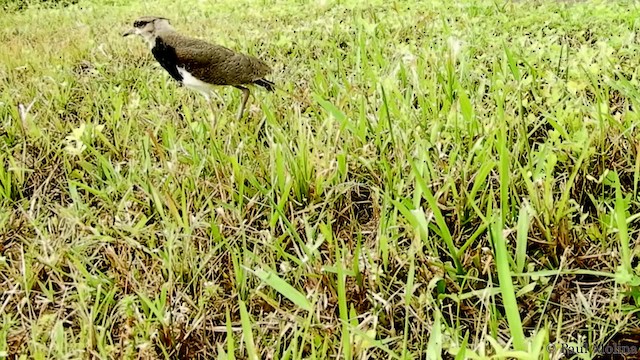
[122,16,173,45]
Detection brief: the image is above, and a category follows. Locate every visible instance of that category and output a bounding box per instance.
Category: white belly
[177,67,213,96]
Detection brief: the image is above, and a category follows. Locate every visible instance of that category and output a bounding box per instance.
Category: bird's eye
[134,21,144,28]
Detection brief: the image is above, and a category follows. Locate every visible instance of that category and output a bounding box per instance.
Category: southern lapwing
[123,16,275,121]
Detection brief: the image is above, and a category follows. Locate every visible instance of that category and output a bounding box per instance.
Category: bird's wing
[161,32,272,86]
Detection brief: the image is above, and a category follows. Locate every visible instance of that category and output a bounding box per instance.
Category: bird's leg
[201,92,217,126]
[210,90,225,107]
[234,86,251,121]
[208,99,218,124]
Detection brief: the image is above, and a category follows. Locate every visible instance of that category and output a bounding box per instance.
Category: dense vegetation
[2,0,79,12]
[1,0,640,358]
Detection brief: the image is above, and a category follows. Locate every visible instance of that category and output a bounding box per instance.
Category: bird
[122,16,275,122]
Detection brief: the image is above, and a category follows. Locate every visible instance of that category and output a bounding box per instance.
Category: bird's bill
[122,28,136,37]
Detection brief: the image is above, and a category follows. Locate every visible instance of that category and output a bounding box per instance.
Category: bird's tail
[254,78,275,92]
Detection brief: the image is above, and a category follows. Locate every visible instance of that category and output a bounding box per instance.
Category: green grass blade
[238,299,258,360]
[491,214,526,351]
[250,267,313,312]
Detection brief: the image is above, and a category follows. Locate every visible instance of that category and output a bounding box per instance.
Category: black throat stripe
[151,37,183,83]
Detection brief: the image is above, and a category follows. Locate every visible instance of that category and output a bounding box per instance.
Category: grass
[1,0,640,358]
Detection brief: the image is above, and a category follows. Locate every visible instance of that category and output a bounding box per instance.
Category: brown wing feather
[160,32,271,86]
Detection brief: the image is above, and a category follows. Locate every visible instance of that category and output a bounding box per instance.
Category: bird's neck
[144,29,175,49]
[142,33,157,49]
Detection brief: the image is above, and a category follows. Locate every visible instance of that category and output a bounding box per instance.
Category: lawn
[1,0,640,358]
